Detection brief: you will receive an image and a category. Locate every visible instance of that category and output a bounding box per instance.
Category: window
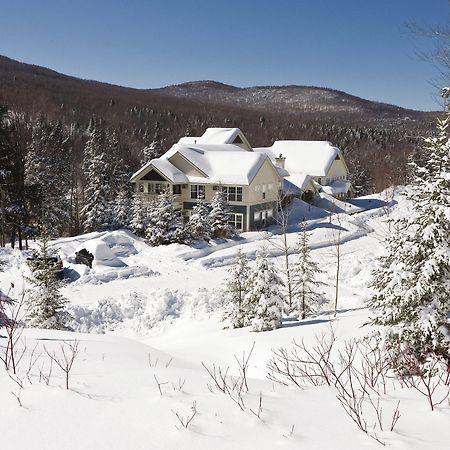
[254,209,273,227]
[222,186,243,202]
[138,183,144,193]
[155,183,169,194]
[173,185,182,195]
[191,184,206,199]
[148,184,155,194]
[228,213,243,231]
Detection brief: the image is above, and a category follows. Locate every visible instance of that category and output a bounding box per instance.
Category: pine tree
[26,234,70,329]
[80,125,113,232]
[25,117,71,236]
[209,190,233,238]
[81,152,111,231]
[188,197,211,241]
[223,248,250,328]
[368,108,450,373]
[245,248,283,332]
[146,188,183,245]
[291,224,325,319]
[130,192,148,237]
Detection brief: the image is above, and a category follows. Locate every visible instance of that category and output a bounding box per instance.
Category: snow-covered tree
[188,197,211,241]
[130,192,147,237]
[223,248,250,328]
[25,117,71,235]
[209,190,233,238]
[114,189,133,229]
[245,248,283,332]
[26,234,70,329]
[80,125,113,232]
[81,151,112,231]
[368,107,450,373]
[291,224,325,319]
[146,189,184,246]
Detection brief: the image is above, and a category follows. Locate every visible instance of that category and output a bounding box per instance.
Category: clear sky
[0,0,448,110]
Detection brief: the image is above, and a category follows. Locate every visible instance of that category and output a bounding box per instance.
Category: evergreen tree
[146,188,183,245]
[223,248,250,328]
[114,189,133,229]
[291,224,325,319]
[25,117,71,236]
[368,109,450,373]
[130,191,147,237]
[245,248,283,332]
[209,190,233,238]
[26,234,70,329]
[81,124,113,231]
[188,197,211,241]
[81,151,111,231]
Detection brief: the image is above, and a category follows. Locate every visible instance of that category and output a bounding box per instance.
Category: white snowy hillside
[0,189,449,450]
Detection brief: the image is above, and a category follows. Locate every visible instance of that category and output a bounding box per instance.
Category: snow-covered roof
[321,180,352,195]
[130,158,189,184]
[254,141,342,177]
[132,141,279,186]
[197,128,242,145]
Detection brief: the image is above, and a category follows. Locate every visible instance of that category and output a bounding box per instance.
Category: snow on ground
[1,189,448,450]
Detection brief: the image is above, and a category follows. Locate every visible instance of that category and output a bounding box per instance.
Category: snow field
[1,189,449,450]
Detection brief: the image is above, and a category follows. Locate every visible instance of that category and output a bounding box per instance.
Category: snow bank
[69,288,224,335]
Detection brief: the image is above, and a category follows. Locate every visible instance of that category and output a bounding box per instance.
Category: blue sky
[0,0,448,110]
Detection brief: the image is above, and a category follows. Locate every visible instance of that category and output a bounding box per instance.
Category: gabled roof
[255,141,345,177]
[130,157,188,184]
[179,128,252,150]
[197,128,242,145]
[131,141,280,186]
[322,179,352,195]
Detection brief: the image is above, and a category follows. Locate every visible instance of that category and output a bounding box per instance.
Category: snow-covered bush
[209,190,234,238]
[146,189,184,246]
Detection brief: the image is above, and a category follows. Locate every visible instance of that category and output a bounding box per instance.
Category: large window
[222,186,243,202]
[228,213,243,231]
[173,185,182,195]
[191,185,206,199]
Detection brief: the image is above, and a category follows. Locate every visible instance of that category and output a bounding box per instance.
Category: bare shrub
[268,333,401,445]
[0,289,26,374]
[395,352,450,411]
[172,401,197,429]
[44,340,80,390]
[202,342,263,417]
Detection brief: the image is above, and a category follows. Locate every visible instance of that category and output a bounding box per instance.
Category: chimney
[275,153,286,169]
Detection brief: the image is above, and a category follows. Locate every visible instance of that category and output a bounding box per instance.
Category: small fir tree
[146,188,183,245]
[114,189,133,229]
[26,234,70,329]
[209,190,233,238]
[130,191,147,237]
[245,248,283,332]
[188,196,211,241]
[291,224,325,319]
[368,107,450,373]
[223,248,250,328]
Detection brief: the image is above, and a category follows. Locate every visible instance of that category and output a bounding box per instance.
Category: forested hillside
[0,54,440,244]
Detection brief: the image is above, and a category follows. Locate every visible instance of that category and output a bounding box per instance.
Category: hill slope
[0,55,438,191]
